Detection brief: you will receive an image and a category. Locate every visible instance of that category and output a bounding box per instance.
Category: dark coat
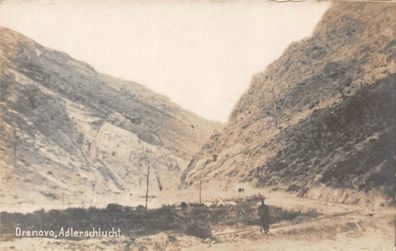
[258,204,270,226]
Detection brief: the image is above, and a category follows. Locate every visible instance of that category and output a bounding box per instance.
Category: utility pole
[225,177,229,200]
[199,174,202,204]
[145,165,151,212]
[91,183,95,207]
[393,158,396,250]
[12,127,17,167]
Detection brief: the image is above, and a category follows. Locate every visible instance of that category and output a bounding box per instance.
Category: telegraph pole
[12,127,17,167]
[199,174,202,204]
[145,165,151,212]
[394,172,396,251]
[225,176,229,200]
[91,183,95,207]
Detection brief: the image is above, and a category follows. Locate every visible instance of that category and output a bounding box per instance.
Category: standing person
[258,196,270,234]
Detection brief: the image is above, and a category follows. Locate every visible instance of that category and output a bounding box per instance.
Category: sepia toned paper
[0,1,395,250]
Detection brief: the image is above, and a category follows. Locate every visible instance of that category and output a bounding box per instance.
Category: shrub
[184,223,211,239]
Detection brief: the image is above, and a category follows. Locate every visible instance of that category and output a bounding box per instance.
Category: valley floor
[0,186,394,251]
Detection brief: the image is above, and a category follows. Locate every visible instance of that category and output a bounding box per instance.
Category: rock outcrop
[182,2,395,203]
[0,27,220,208]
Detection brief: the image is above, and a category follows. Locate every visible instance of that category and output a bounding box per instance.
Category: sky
[0,1,330,122]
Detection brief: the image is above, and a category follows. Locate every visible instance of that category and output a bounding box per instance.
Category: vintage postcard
[0,0,395,250]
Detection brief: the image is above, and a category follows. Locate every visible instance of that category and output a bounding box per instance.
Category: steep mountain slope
[182,2,395,203]
[0,27,220,208]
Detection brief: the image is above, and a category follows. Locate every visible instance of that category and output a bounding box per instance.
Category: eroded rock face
[182,2,395,199]
[0,27,220,208]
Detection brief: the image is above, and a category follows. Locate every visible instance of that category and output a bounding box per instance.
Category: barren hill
[182,2,395,203]
[0,27,220,209]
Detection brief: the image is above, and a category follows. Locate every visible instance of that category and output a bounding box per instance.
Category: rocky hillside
[182,2,395,202]
[0,27,220,209]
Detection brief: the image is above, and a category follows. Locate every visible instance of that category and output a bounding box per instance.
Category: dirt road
[0,184,394,251]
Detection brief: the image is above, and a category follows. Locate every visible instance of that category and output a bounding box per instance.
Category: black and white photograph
[0,0,395,250]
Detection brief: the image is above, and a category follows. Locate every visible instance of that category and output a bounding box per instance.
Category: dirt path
[186,208,393,251]
[167,185,394,251]
[212,210,357,237]
[1,185,394,250]
[156,184,366,216]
